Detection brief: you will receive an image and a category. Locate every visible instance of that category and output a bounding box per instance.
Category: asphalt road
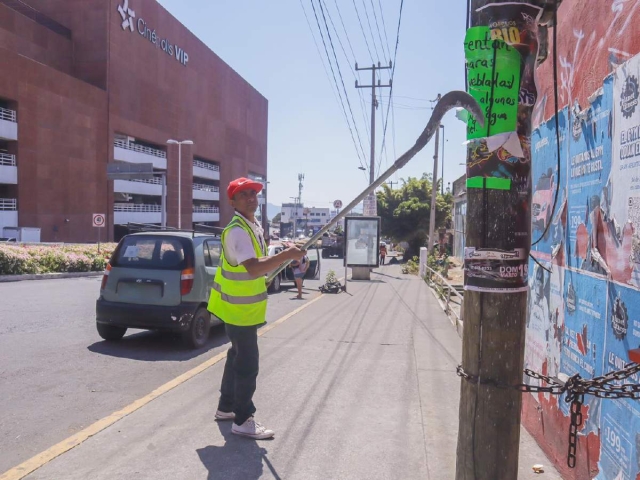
[0,256,345,474]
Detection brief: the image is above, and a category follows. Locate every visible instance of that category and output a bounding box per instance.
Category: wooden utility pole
[356,62,392,215]
[455,1,556,479]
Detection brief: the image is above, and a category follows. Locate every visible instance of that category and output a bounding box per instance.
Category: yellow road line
[0,293,326,480]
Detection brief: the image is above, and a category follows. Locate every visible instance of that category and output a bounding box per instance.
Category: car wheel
[183,307,211,349]
[96,323,127,341]
[270,273,281,293]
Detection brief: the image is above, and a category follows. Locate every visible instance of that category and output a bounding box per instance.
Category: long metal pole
[441,124,445,195]
[370,66,376,186]
[266,90,483,283]
[428,95,441,253]
[178,143,182,229]
[161,173,167,228]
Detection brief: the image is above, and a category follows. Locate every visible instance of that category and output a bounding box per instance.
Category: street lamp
[167,139,193,229]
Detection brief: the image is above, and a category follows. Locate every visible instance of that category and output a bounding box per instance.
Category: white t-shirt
[223,212,267,266]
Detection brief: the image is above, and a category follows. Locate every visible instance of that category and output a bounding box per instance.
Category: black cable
[377,0,404,177]
[532,4,561,246]
[369,0,389,62]
[309,0,369,169]
[377,0,393,60]
[316,0,370,168]
[360,0,383,66]
[324,0,372,139]
[352,0,375,64]
[530,253,552,273]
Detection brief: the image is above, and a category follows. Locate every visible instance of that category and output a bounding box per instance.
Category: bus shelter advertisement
[524,51,640,480]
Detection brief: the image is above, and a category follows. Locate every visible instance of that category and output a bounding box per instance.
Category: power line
[351,0,374,64]
[369,0,389,62]
[378,0,404,174]
[323,0,371,139]
[309,0,368,168]
[377,0,393,60]
[360,0,383,65]
[316,0,370,170]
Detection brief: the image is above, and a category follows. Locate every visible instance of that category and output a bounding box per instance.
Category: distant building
[280,203,331,237]
[452,174,467,260]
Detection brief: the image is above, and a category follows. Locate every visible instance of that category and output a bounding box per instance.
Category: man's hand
[284,245,306,262]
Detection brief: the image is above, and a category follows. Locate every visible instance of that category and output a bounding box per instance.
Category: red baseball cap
[227,177,263,200]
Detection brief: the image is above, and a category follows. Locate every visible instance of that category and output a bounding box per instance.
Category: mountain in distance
[267,203,280,221]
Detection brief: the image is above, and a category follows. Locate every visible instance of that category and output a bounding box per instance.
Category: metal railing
[0,153,16,166]
[114,203,161,212]
[114,139,166,158]
[0,107,17,122]
[0,198,17,211]
[193,206,220,213]
[192,183,219,192]
[193,159,220,171]
[423,265,463,328]
[130,177,163,185]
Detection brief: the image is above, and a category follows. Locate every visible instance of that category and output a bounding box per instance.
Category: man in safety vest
[208,177,305,439]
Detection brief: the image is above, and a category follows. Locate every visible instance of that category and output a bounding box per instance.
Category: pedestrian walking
[208,177,305,440]
[379,242,387,265]
[290,252,309,299]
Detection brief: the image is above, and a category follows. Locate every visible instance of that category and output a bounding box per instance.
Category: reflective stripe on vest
[207,215,268,326]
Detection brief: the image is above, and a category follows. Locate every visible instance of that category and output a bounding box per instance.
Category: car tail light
[181,268,195,295]
[101,263,112,290]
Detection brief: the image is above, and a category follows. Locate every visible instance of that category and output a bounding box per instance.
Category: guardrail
[0,198,17,211]
[423,265,463,329]
[114,139,166,158]
[113,203,161,212]
[0,153,16,166]
[193,159,220,172]
[193,206,220,213]
[192,183,219,192]
[0,107,16,122]
[130,177,163,185]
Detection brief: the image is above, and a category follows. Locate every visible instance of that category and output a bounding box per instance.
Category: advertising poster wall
[567,77,614,275]
[597,282,640,480]
[530,108,569,263]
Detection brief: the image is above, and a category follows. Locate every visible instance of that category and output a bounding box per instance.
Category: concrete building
[0,0,268,242]
[451,174,466,260]
[279,203,331,237]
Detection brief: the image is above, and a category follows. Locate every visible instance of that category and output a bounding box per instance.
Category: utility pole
[386,180,398,190]
[456,2,553,479]
[356,61,392,215]
[428,94,441,252]
[295,173,304,237]
[440,124,446,195]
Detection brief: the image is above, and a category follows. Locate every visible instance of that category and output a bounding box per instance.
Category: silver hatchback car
[96,231,222,349]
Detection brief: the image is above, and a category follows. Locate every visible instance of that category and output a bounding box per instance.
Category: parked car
[0,237,17,242]
[96,231,222,349]
[267,242,321,293]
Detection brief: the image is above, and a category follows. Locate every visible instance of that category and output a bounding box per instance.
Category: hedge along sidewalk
[0,272,103,283]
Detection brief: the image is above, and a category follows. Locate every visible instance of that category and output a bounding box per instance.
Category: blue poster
[560,270,608,428]
[566,76,614,274]
[597,282,640,480]
[531,108,569,263]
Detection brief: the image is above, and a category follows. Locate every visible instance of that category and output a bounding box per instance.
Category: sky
[157,0,469,213]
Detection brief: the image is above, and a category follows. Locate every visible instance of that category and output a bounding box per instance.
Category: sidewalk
[23,265,561,480]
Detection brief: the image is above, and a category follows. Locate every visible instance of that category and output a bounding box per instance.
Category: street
[0,257,345,473]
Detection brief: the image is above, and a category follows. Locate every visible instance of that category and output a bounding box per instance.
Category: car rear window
[111,235,194,270]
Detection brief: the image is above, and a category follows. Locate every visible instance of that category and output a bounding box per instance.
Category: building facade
[451,174,466,260]
[0,0,268,242]
[279,203,331,237]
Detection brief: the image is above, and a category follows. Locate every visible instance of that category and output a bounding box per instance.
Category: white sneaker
[231,417,275,439]
[215,410,235,421]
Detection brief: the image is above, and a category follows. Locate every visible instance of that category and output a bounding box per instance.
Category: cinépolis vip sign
[118,0,189,66]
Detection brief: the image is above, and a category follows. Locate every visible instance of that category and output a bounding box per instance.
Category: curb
[0,272,103,283]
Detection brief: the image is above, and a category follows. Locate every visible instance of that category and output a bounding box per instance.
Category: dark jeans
[218,323,259,425]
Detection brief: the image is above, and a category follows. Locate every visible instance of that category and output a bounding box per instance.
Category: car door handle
[116,278,165,297]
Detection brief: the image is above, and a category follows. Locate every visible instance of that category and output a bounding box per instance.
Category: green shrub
[0,243,117,275]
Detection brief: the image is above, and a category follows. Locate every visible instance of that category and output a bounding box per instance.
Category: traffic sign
[333,199,343,209]
[93,214,106,228]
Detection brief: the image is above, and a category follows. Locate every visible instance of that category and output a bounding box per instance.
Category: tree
[377,174,452,259]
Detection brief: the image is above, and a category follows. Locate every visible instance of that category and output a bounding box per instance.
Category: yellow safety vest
[207,215,268,326]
